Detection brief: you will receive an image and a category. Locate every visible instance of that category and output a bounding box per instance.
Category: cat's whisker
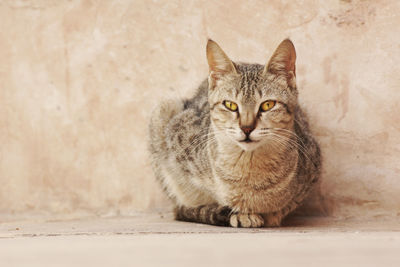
[172,131,222,159]
[259,128,309,153]
[265,132,317,167]
[149,39,321,228]
[155,135,220,175]
[175,128,231,153]
[270,128,308,149]
[255,128,316,168]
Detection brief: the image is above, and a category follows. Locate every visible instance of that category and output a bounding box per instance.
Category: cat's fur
[148,39,321,227]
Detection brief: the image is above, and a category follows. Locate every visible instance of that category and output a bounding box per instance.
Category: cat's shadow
[280,215,329,228]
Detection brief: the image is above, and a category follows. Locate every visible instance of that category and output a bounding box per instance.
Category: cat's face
[207,39,298,151]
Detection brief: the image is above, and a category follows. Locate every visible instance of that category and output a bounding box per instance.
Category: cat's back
[165,79,210,142]
[149,79,210,159]
[293,106,322,185]
[148,79,216,206]
[165,79,211,151]
[182,79,209,117]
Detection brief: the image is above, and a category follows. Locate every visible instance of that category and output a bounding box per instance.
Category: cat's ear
[263,39,296,88]
[206,39,237,89]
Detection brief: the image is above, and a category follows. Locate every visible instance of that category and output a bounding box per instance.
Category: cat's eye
[260,100,276,112]
[223,100,238,112]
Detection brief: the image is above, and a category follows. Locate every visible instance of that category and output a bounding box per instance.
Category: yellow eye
[223,100,238,111]
[260,100,276,112]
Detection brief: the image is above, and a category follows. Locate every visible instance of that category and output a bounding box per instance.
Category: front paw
[229,213,264,228]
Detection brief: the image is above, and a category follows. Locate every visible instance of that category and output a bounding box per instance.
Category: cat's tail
[175,204,231,227]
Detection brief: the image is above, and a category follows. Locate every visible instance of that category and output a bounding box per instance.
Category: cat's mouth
[240,137,259,143]
[237,137,261,151]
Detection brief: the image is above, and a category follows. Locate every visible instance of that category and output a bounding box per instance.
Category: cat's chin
[236,140,262,152]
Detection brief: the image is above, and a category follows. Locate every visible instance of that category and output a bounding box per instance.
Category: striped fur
[149,39,321,227]
[175,204,231,226]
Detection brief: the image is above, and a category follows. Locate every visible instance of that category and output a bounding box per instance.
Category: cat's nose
[241,126,255,136]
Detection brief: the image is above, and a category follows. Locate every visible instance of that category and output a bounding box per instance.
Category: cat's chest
[215,167,298,213]
[214,163,292,191]
[214,150,294,182]
[212,152,299,212]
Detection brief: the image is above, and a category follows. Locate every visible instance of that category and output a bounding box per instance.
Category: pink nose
[241,126,254,135]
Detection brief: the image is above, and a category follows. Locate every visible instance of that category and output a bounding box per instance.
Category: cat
[148,39,321,227]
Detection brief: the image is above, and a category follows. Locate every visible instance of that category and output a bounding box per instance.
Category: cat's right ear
[206,39,237,89]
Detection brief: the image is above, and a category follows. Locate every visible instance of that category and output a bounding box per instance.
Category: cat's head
[206,39,298,151]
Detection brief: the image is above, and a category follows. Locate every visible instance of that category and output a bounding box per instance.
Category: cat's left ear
[206,39,237,89]
[263,39,296,89]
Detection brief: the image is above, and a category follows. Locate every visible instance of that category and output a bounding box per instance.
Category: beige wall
[1,0,399,221]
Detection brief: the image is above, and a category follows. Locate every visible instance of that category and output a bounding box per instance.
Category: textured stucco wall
[0,0,399,220]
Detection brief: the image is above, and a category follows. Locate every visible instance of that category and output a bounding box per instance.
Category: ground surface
[1,213,400,267]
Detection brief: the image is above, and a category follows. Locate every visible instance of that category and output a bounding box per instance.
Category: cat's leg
[176,206,265,228]
[261,201,298,227]
[175,204,231,226]
[229,213,264,228]
[261,182,318,227]
[261,212,285,227]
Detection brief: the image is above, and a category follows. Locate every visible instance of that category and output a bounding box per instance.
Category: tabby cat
[149,39,321,227]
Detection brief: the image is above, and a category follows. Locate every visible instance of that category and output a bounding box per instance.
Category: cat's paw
[229,213,264,228]
[212,205,232,226]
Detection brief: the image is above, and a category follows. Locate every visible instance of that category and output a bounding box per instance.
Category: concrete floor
[1,213,400,267]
